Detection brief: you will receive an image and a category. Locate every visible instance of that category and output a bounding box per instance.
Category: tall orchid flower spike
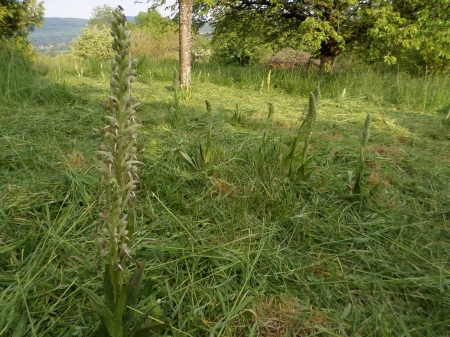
[87,7,167,337]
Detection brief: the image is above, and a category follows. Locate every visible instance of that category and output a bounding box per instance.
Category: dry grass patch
[64,150,84,168]
[253,296,339,337]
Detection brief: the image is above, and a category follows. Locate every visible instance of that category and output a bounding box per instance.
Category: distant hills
[29,18,89,46]
[29,17,212,47]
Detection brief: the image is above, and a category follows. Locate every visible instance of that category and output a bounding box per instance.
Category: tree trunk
[319,38,341,72]
[179,0,192,88]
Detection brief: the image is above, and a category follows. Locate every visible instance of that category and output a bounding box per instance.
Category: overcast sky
[43,0,171,19]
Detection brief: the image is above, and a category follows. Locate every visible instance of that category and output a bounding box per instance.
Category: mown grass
[1,49,449,336]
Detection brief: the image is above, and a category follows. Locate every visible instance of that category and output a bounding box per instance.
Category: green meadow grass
[1,50,450,336]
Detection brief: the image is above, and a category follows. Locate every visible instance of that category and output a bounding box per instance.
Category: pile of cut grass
[1,53,449,336]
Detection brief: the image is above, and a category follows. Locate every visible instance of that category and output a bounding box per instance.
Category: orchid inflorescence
[88,8,165,336]
[96,6,140,270]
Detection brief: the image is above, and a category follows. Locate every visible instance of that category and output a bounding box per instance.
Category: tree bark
[319,38,341,72]
[179,0,192,88]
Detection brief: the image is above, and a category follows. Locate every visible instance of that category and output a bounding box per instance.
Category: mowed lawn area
[1,53,450,336]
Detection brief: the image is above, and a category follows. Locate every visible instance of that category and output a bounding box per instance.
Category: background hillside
[29,18,89,46]
[29,17,136,47]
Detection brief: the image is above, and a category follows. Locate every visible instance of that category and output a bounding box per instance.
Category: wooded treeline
[2,0,449,75]
[208,0,450,73]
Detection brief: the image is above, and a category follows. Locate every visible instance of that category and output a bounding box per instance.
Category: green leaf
[302,171,313,182]
[133,324,170,337]
[205,99,212,115]
[114,283,128,321]
[97,323,108,337]
[397,315,412,337]
[146,297,163,319]
[126,210,136,239]
[199,143,205,163]
[340,303,351,319]
[127,260,147,307]
[104,263,116,313]
[248,322,258,337]
[86,288,120,337]
[84,287,106,311]
[128,302,164,337]
[303,156,314,168]
[11,314,27,337]
[177,149,196,168]
[283,136,299,164]
[101,306,121,337]
[228,296,254,318]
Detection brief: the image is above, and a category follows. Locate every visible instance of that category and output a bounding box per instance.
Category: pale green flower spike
[362,112,371,147]
[97,7,140,268]
[88,8,167,337]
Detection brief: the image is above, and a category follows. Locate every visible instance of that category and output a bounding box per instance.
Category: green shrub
[70,25,113,60]
[211,32,266,66]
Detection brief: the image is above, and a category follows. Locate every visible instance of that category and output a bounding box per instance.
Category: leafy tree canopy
[142,0,213,33]
[0,0,44,54]
[0,0,44,38]
[358,1,450,73]
[210,0,450,73]
[87,5,114,28]
[134,8,175,37]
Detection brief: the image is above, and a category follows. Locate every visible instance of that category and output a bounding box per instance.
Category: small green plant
[352,112,371,195]
[198,100,213,166]
[260,102,275,157]
[259,79,265,94]
[297,131,313,181]
[232,102,245,124]
[169,67,183,126]
[91,7,166,336]
[285,92,317,181]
